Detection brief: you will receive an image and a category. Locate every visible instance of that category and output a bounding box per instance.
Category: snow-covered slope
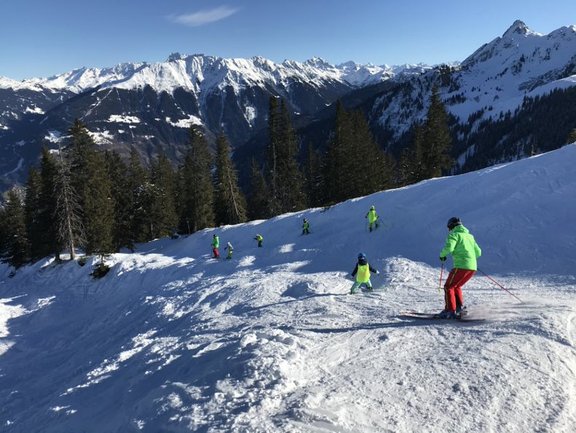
[1,144,575,432]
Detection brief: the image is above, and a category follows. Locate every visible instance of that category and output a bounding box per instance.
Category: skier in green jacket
[349,253,379,294]
[302,218,310,235]
[211,234,220,259]
[365,205,379,232]
[437,217,482,319]
[254,234,263,247]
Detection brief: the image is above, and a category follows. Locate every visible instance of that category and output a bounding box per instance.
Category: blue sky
[2,0,575,80]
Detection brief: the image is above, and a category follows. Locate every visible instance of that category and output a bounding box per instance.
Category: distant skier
[437,217,482,319]
[170,228,180,239]
[254,234,263,248]
[349,252,379,294]
[365,205,379,232]
[225,241,234,260]
[302,218,310,235]
[211,234,220,259]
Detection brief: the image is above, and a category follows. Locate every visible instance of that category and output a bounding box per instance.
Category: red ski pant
[444,268,475,312]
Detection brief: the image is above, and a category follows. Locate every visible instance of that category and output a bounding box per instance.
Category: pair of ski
[400,310,485,322]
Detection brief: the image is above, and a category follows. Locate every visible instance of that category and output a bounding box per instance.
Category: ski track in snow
[1,145,576,432]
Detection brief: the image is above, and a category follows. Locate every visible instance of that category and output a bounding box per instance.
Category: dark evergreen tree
[54,148,84,260]
[399,88,453,184]
[104,151,134,250]
[322,103,393,203]
[323,101,356,203]
[178,127,215,233]
[26,148,60,260]
[133,180,161,241]
[23,167,43,260]
[126,148,149,243]
[398,124,426,185]
[276,99,307,211]
[0,189,30,268]
[349,110,395,194]
[149,152,178,237]
[303,142,324,207]
[247,158,270,220]
[67,119,115,255]
[214,132,247,225]
[265,96,281,215]
[264,97,306,214]
[420,86,453,179]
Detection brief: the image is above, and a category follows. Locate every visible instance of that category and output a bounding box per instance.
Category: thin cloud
[169,6,239,27]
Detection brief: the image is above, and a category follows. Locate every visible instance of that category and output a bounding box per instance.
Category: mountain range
[1,20,575,191]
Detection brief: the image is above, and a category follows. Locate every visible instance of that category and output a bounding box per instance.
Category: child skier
[254,234,263,247]
[302,218,310,235]
[211,234,220,259]
[365,205,379,232]
[350,253,379,294]
[225,241,234,260]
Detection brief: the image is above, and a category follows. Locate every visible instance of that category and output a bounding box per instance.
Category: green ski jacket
[440,225,482,270]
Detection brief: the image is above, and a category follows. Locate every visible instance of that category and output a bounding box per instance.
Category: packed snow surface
[1,145,576,433]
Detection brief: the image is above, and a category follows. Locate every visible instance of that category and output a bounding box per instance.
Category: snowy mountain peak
[461,20,568,70]
[5,54,405,96]
[303,57,333,69]
[167,52,186,62]
[503,20,535,38]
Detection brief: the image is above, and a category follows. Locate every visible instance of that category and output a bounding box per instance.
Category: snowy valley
[0,143,575,432]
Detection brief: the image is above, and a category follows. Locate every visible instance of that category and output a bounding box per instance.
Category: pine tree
[104,151,135,250]
[349,110,394,194]
[399,88,453,184]
[25,148,61,260]
[214,132,247,225]
[303,142,324,207]
[323,101,356,203]
[248,158,270,220]
[67,119,115,255]
[264,97,306,214]
[322,103,393,203]
[178,127,215,233]
[126,148,149,243]
[420,86,453,179]
[54,147,84,260]
[83,151,115,255]
[23,167,44,259]
[277,99,307,211]
[149,152,178,237]
[0,189,30,268]
[265,96,281,215]
[399,124,426,185]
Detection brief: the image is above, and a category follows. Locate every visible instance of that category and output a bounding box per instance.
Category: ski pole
[478,268,523,303]
[438,263,444,295]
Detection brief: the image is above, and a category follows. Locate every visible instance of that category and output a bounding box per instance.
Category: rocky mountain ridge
[1,20,575,191]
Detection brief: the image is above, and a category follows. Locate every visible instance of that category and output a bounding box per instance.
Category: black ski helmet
[447,217,461,230]
[358,252,367,260]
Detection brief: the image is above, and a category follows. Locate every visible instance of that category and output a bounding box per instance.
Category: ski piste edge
[399,310,486,322]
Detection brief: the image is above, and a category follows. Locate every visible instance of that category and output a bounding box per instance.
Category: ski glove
[440,256,447,262]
